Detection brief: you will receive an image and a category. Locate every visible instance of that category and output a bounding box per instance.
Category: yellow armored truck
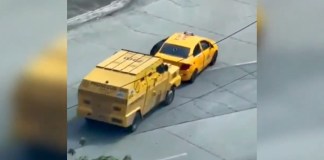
[77,49,181,132]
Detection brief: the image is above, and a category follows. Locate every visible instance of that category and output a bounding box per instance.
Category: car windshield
[159,43,190,58]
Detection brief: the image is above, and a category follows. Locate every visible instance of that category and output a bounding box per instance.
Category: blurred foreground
[258,1,324,160]
[0,1,66,159]
[1,37,67,160]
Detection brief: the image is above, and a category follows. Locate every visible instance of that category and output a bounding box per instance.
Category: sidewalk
[68,0,115,18]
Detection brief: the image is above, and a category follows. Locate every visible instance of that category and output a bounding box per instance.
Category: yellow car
[150,32,219,83]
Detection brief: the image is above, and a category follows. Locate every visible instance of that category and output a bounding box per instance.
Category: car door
[192,43,205,72]
[200,40,213,67]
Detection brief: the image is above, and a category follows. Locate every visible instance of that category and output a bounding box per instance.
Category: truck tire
[209,50,218,66]
[127,112,141,132]
[189,69,198,83]
[162,87,175,106]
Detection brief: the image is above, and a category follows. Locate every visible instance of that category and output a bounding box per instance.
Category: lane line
[207,60,256,71]
[156,153,188,160]
[235,60,257,66]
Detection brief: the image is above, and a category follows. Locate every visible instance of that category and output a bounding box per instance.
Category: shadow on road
[67,118,129,148]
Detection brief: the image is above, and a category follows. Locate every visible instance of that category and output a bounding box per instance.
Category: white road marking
[207,60,257,71]
[234,60,257,66]
[156,153,188,160]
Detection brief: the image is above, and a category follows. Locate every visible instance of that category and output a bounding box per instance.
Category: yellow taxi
[150,32,219,83]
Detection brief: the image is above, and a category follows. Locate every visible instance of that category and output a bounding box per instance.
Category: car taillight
[180,64,191,70]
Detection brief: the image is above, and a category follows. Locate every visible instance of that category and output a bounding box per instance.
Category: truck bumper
[77,106,136,128]
[180,70,194,81]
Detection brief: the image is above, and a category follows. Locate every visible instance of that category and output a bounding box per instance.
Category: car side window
[193,44,202,56]
[201,41,210,50]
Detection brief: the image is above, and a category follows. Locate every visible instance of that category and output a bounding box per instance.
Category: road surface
[67,0,256,159]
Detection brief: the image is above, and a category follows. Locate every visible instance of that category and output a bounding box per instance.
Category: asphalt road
[67,0,256,159]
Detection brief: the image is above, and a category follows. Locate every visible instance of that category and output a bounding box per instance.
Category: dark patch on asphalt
[68,0,116,18]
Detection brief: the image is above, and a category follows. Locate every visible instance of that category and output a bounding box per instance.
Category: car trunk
[156,53,191,67]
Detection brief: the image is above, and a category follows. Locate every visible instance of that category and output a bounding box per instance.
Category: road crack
[216,21,257,43]
[137,10,225,36]
[232,0,255,6]
[122,22,167,37]
[167,0,200,8]
[134,107,255,135]
[136,10,256,45]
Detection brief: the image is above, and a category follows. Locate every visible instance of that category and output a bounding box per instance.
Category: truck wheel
[189,70,198,83]
[162,87,175,106]
[128,112,141,132]
[209,51,218,66]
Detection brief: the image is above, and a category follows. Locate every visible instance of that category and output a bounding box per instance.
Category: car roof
[165,32,205,48]
[96,49,161,75]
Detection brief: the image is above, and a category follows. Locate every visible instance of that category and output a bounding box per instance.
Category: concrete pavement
[68,108,256,160]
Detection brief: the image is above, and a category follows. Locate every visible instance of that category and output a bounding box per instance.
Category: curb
[67,0,133,27]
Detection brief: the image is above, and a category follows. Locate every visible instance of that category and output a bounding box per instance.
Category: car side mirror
[156,65,165,74]
[156,64,168,74]
[164,64,169,72]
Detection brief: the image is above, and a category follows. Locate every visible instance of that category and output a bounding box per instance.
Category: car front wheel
[209,51,218,66]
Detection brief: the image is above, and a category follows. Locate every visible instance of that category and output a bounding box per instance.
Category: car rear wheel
[209,51,218,66]
[162,87,175,106]
[127,112,142,132]
[189,69,198,83]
